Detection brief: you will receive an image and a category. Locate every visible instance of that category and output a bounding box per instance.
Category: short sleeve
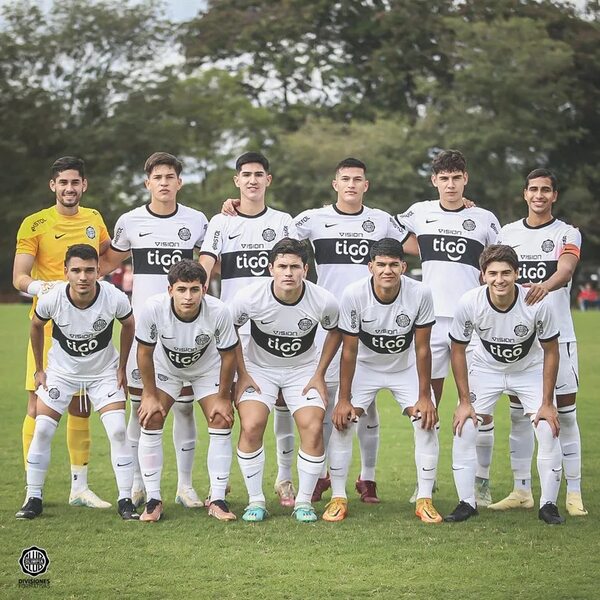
[111,213,131,252]
[214,305,239,351]
[449,295,474,344]
[535,299,560,342]
[135,302,158,346]
[385,213,410,244]
[338,288,360,336]
[320,291,339,330]
[415,285,436,328]
[114,287,133,320]
[487,213,501,245]
[16,218,39,256]
[561,226,582,259]
[282,213,297,240]
[229,287,252,328]
[395,204,418,235]
[34,290,55,321]
[195,213,208,248]
[199,215,224,259]
[293,210,312,241]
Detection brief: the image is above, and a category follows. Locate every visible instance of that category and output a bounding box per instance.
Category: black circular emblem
[262,228,276,242]
[362,220,375,233]
[396,314,411,328]
[157,373,168,382]
[19,546,50,576]
[514,324,529,337]
[195,334,210,347]
[178,227,191,241]
[132,369,141,381]
[86,226,96,239]
[48,388,60,400]
[462,219,476,231]
[93,318,107,332]
[298,318,313,331]
[541,239,555,253]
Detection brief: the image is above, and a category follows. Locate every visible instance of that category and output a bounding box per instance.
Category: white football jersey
[199,207,294,302]
[229,279,339,368]
[498,218,581,342]
[111,203,208,315]
[135,292,238,378]
[35,281,132,380]
[449,284,559,373]
[396,201,500,318]
[339,276,435,373]
[294,205,409,298]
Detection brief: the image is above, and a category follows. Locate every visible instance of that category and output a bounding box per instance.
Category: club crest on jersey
[362,220,375,233]
[86,226,96,239]
[178,227,192,241]
[536,320,544,336]
[262,228,276,242]
[48,388,60,400]
[514,324,529,337]
[93,318,107,332]
[323,315,331,328]
[462,219,476,231]
[195,334,211,348]
[132,369,141,381]
[236,312,249,327]
[150,324,158,341]
[157,373,168,381]
[298,318,314,331]
[463,320,474,338]
[245,386,256,394]
[541,240,555,253]
[469,391,476,403]
[396,314,411,328]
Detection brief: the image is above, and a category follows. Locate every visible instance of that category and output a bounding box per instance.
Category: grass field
[0,304,598,599]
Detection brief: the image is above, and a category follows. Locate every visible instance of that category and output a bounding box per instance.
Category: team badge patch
[463,320,474,338]
[541,240,555,253]
[362,220,375,233]
[469,391,477,404]
[462,219,476,231]
[48,388,60,400]
[236,312,249,326]
[514,324,529,337]
[93,318,107,332]
[157,373,168,381]
[262,228,276,242]
[150,324,158,341]
[298,318,313,331]
[86,226,96,239]
[132,369,141,381]
[322,315,331,327]
[19,546,50,576]
[178,227,191,241]
[350,309,358,330]
[396,314,411,328]
[195,334,210,348]
[245,386,256,394]
[536,320,544,337]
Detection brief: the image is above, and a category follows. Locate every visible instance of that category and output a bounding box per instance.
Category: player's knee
[173,402,194,418]
[146,413,165,430]
[240,419,264,444]
[209,414,229,429]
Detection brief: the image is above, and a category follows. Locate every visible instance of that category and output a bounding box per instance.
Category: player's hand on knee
[333,401,355,431]
[534,405,560,437]
[222,198,240,216]
[453,403,477,436]
[302,375,327,407]
[413,397,437,430]
[209,396,234,427]
[138,394,166,428]
[236,373,261,403]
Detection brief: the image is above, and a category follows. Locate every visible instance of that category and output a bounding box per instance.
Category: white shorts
[556,342,578,395]
[432,317,475,379]
[238,362,325,415]
[468,368,554,416]
[155,367,220,402]
[36,371,126,415]
[345,362,421,414]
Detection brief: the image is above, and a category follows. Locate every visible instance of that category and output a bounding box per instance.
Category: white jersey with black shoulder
[339,276,435,373]
[498,217,581,342]
[396,202,500,318]
[449,284,559,373]
[111,203,208,315]
[135,292,238,378]
[35,281,132,380]
[294,204,409,298]
[229,279,339,368]
[199,207,294,302]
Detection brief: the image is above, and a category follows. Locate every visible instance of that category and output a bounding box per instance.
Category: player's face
[169,279,205,319]
[524,177,557,217]
[332,167,369,207]
[482,261,518,300]
[431,170,468,204]
[49,169,87,209]
[145,165,183,205]
[234,162,272,202]
[64,257,98,297]
[269,254,307,292]
[369,255,406,291]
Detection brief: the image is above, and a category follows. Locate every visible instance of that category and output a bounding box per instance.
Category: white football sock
[412,417,439,499]
[207,428,232,502]
[139,427,163,501]
[100,409,133,501]
[127,394,143,489]
[274,406,294,482]
[296,449,325,505]
[27,415,58,499]
[358,402,379,481]
[328,422,355,499]
[475,420,494,480]
[558,406,581,493]
[533,418,562,506]
[509,402,534,491]
[237,446,265,505]
[452,418,477,508]
[172,399,196,490]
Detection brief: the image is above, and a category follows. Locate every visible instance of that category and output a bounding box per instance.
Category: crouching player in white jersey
[16,244,138,521]
[446,245,564,525]
[324,238,440,523]
[229,239,341,523]
[135,260,238,522]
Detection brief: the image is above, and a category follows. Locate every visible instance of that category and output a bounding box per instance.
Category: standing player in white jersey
[490,169,586,516]
[446,245,563,525]
[396,150,501,505]
[229,239,341,523]
[100,153,208,509]
[16,244,138,521]
[135,260,238,522]
[324,238,441,523]
[199,152,297,507]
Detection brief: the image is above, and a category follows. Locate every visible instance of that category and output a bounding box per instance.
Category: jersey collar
[170,298,202,323]
[370,277,400,305]
[486,285,519,313]
[235,206,268,219]
[438,202,466,213]
[333,204,364,216]
[66,282,101,310]
[522,217,556,229]
[270,280,306,306]
[145,202,179,219]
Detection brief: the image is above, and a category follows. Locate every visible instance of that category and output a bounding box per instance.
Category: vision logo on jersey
[362,220,375,233]
[542,240,555,253]
[418,235,483,268]
[358,328,414,354]
[481,334,536,364]
[222,250,270,279]
[52,321,114,357]
[178,227,191,241]
[93,318,107,332]
[132,248,193,275]
[514,324,529,337]
[396,314,411,328]
[262,228,276,242]
[251,321,317,358]
[86,226,96,239]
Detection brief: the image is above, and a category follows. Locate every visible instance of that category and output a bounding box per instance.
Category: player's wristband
[27,280,43,296]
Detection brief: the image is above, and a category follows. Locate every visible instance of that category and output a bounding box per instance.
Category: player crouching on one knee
[325,238,441,523]
[16,244,138,521]
[136,259,238,522]
[446,244,563,525]
[229,238,341,523]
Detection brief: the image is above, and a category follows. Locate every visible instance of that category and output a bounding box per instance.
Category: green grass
[1,304,598,599]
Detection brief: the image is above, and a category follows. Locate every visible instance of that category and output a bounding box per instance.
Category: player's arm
[199,254,217,283]
[210,347,236,426]
[413,326,436,430]
[30,313,49,390]
[117,314,135,390]
[13,253,41,294]
[402,233,419,256]
[333,333,358,431]
[302,329,342,406]
[524,253,579,305]
[99,246,128,277]
[534,337,560,435]
[450,340,477,435]
[136,341,165,427]
[222,198,240,216]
